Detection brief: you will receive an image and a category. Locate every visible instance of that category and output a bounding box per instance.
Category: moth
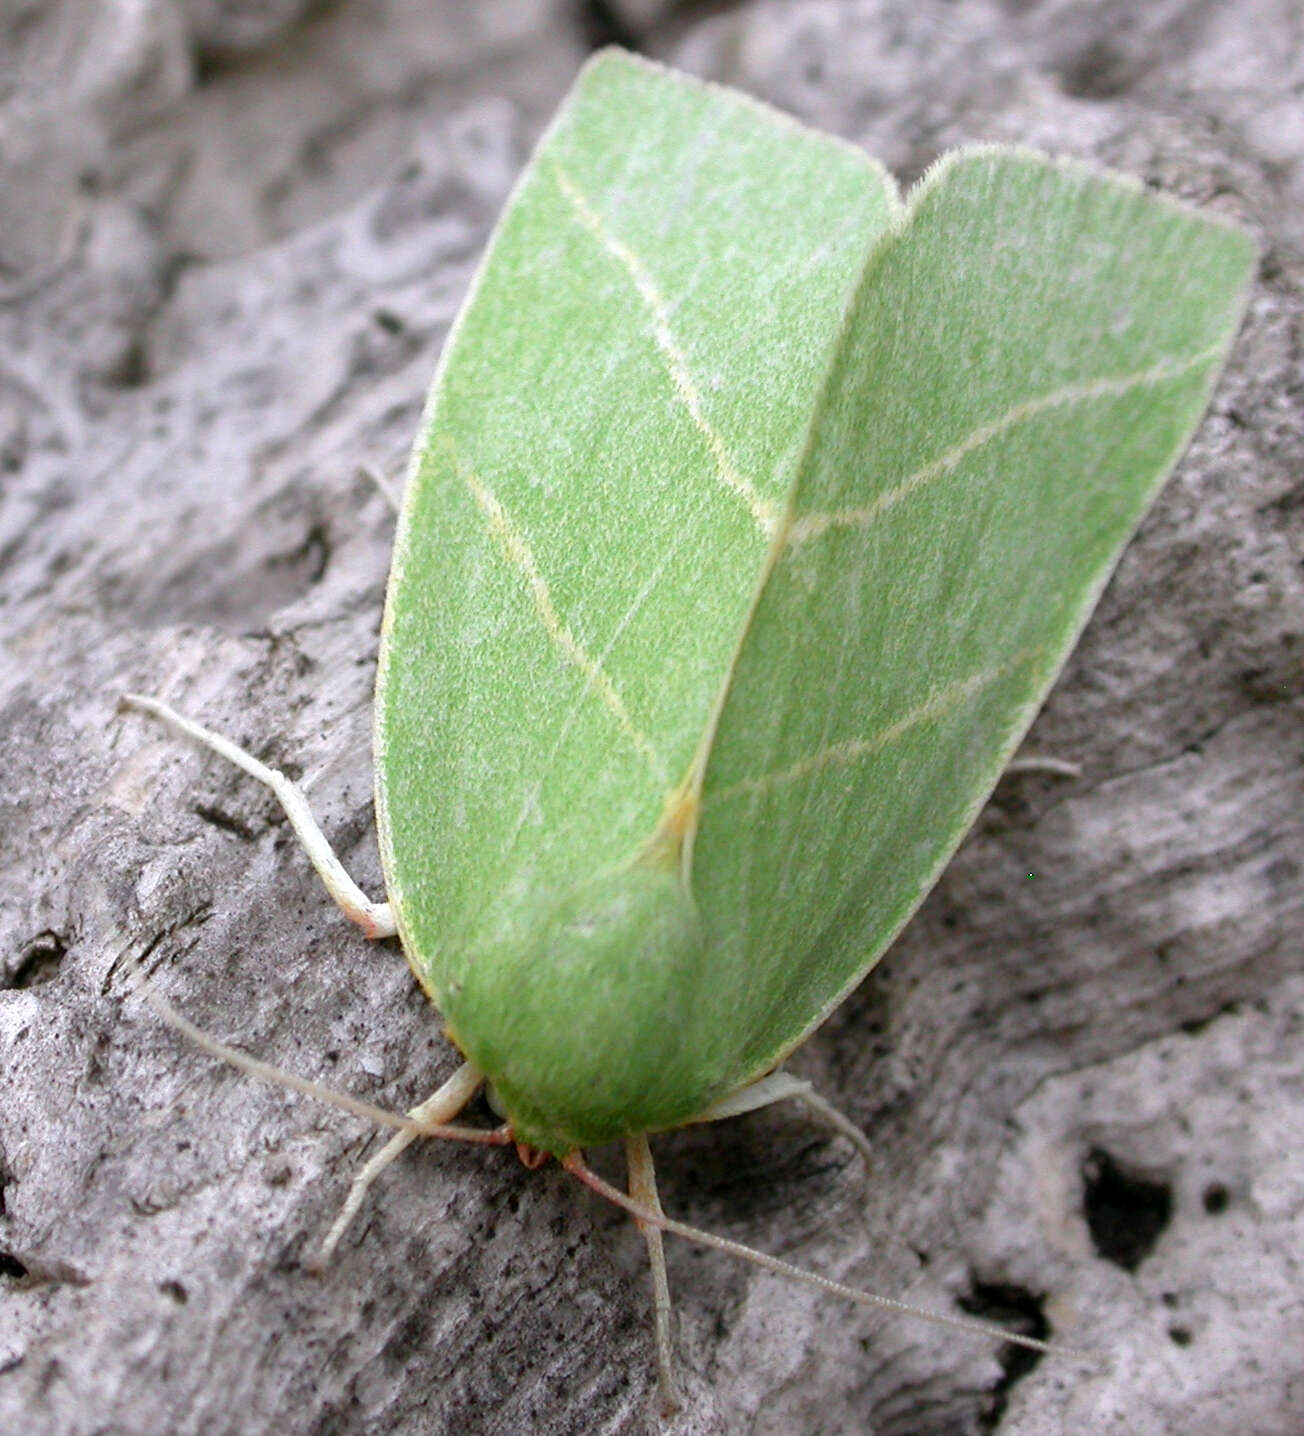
[124,48,1253,1410]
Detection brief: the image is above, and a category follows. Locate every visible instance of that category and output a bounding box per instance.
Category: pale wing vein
[787,344,1225,547]
[550,160,781,536]
[708,649,1039,805]
[453,445,665,776]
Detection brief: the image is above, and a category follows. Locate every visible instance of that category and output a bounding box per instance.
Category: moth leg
[784,1083,875,1174]
[625,1133,678,1416]
[358,461,402,513]
[312,1060,484,1269]
[1004,754,1081,778]
[120,693,396,940]
[692,1071,874,1174]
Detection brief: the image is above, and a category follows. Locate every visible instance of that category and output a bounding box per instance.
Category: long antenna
[563,1153,1078,1358]
[127,958,508,1149]
[126,951,1080,1362]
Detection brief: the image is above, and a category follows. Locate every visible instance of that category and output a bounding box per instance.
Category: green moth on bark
[123,47,1254,1406]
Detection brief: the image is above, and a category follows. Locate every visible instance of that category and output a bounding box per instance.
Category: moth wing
[376,53,900,998]
[690,150,1255,1090]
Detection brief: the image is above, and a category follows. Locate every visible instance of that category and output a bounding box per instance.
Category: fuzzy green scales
[375,52,1253,1154]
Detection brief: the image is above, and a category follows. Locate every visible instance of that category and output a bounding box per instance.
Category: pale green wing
[376,53,899,996]
[691,149,1254,1088]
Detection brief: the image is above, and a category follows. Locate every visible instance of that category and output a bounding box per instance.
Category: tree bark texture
[1,2,1300,1433]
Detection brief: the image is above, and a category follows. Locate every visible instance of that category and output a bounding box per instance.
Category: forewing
[692,150,1254,1086]
[376,53,899,995]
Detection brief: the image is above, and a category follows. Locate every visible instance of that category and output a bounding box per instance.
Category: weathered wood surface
[1,2,1300,1432]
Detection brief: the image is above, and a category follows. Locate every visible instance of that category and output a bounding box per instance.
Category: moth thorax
[447,865,722,1156]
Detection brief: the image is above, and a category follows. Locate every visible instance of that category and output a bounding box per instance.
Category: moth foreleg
[120,693,397,939]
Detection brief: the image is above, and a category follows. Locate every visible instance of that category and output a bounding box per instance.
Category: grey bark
[1,1,1300,1433]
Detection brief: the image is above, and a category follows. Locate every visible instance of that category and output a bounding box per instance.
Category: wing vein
[550,160,781,535]
[450,441,666,776]
[707,647,1041,804]
[787,344,1225,547]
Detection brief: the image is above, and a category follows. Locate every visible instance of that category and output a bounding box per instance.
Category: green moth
[380,50,1252,1151]
[124,47,1253,1401]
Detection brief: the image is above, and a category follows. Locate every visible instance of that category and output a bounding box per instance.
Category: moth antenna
[563,1152,1084,1360]
[125,955,501,1149]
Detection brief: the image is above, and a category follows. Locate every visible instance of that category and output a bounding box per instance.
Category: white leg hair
[120,693,397,939]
